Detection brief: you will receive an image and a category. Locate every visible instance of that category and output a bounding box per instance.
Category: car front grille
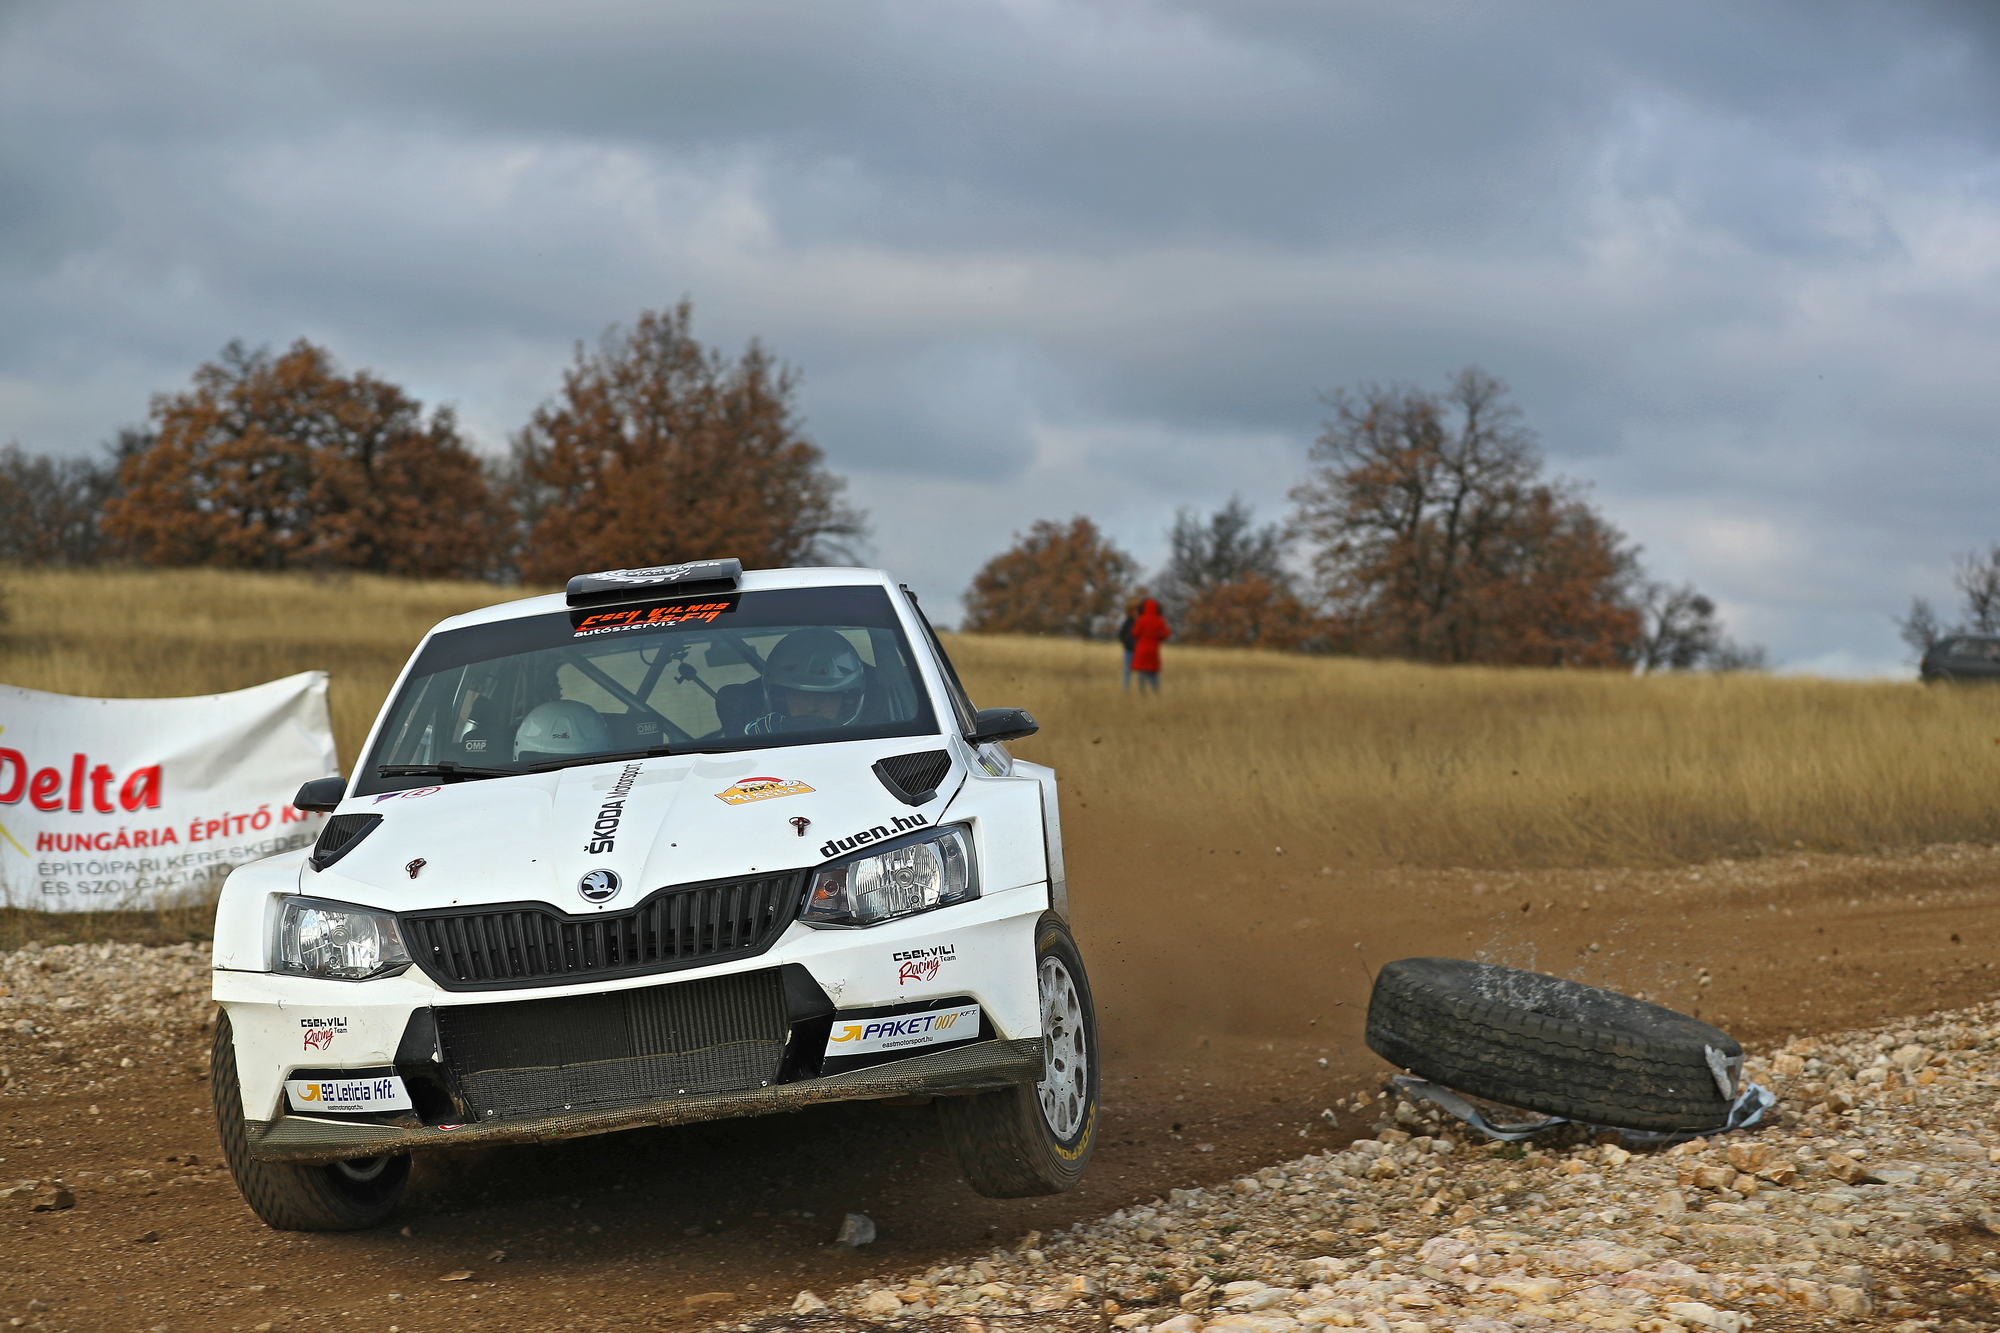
[435,970,789,1122]
[400,872,804,992]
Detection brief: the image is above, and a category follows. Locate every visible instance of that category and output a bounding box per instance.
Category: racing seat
[456,697,505,761]
[604,711,668,748]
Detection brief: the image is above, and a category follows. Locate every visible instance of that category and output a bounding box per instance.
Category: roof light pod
[565,558,742,609]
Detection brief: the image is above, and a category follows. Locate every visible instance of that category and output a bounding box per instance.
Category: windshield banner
[0,671,336,912]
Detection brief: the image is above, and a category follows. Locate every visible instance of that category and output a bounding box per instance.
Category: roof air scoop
[565,558,742,609]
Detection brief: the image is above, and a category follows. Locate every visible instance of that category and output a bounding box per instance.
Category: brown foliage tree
[511,302,863,583]
[962,517,1138,638]
[1182,573,1316,650]
[1291,367,1641,667]
[102,341,502,576]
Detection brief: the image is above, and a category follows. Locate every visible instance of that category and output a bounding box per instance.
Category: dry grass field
[966,632,2000,867]
[3,564,1996,906]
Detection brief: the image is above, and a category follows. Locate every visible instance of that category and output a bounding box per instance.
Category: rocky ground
[3,844,1998,1332]
[752,1007,2000,1333]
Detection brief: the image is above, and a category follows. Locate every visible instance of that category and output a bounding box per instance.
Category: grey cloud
[4,0,1999,671]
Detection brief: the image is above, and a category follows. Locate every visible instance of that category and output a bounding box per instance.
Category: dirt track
[3,836,1997,1332]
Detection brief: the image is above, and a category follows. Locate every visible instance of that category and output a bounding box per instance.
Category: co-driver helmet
[513,699,610,763]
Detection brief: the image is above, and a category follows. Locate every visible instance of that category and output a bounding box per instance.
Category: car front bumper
[216,887,1049,1162]
[241,1035,1044,1163]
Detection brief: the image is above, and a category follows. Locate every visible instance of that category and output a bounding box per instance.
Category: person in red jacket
[1129,597,1171,693]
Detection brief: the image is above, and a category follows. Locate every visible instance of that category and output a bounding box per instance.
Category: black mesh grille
[874,750,951,804]
[309,814,381,871]
[400,872,804,992]
[435,970,788,1121]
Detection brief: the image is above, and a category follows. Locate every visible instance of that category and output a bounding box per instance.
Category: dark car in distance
[1920,635,2000,683]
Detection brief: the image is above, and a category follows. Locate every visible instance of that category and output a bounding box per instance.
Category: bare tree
[0,442,127,565]
[1896,546,2000,659]
[1708,639,1769,672]
[1154,497,1291,622]
[1896,595,1945,658]
[1954,547,2000,634]
[1631,582,1723,673]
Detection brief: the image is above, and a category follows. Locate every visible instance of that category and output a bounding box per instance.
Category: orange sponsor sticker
[573,601,734,637]
[715,776,815,805]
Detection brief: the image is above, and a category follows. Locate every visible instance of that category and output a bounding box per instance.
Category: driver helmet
[762,628,867,727]
[513,699,610,763]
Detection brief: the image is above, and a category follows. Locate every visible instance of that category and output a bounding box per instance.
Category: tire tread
[936,919,1098,1198]
[211,1011,410,1231]
[1364,958,1739,1133]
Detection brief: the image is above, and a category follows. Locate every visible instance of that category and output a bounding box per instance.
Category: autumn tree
[510,302,863,583]
[962,517,1138,638]
[1181,573,1316,650]
[102,341,503,576]
[1290,368,1643,667]
[1899,545,2000,656]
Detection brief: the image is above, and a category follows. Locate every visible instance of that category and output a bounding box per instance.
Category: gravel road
[2,846,1996,1331]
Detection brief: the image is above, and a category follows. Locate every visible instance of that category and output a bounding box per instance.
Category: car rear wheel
[211,1010,411,1231]
[937,917,1098,1198]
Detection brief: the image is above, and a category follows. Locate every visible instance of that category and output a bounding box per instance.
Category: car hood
[306,737,960,914]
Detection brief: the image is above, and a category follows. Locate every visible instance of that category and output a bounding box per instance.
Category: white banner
[0,672,336,912]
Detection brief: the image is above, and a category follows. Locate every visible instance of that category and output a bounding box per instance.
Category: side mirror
[968,707,1038,745]
[294,776,348,813]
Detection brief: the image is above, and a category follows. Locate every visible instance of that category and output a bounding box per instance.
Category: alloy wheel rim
[332,1156,390,1184]
[1036,955,1089,1140]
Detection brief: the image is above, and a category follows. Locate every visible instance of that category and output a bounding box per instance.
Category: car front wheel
[937,917,1099,1197]
[211,1010,411,1231]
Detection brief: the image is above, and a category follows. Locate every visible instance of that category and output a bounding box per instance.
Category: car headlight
[275,896,413,980]
[801,825,978,927]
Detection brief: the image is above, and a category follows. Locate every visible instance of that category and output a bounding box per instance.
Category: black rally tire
[210,1010,412,1231]
[937,917,1099,1198]
[1364,957,1743,1133]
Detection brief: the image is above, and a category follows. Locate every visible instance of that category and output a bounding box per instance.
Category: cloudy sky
[4,1,1996,671]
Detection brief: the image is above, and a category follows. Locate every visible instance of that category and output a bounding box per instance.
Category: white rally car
[209,560,1097,1230]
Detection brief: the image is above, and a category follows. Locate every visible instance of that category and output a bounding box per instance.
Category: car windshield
[356,585,938,794]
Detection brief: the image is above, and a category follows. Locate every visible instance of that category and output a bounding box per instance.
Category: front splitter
[244,1036,1045,1164]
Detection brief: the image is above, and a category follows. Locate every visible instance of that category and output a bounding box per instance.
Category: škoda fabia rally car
[209,560,1097,1230]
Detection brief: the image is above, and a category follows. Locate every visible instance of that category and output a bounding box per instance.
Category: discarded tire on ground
[1364,957,1743,1133]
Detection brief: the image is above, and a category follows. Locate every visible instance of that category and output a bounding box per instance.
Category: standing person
[1129,597,1171,693]
[1117,600,1139,689]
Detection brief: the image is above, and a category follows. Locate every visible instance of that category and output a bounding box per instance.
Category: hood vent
[309,814,382,871]
[872,750,952,806]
